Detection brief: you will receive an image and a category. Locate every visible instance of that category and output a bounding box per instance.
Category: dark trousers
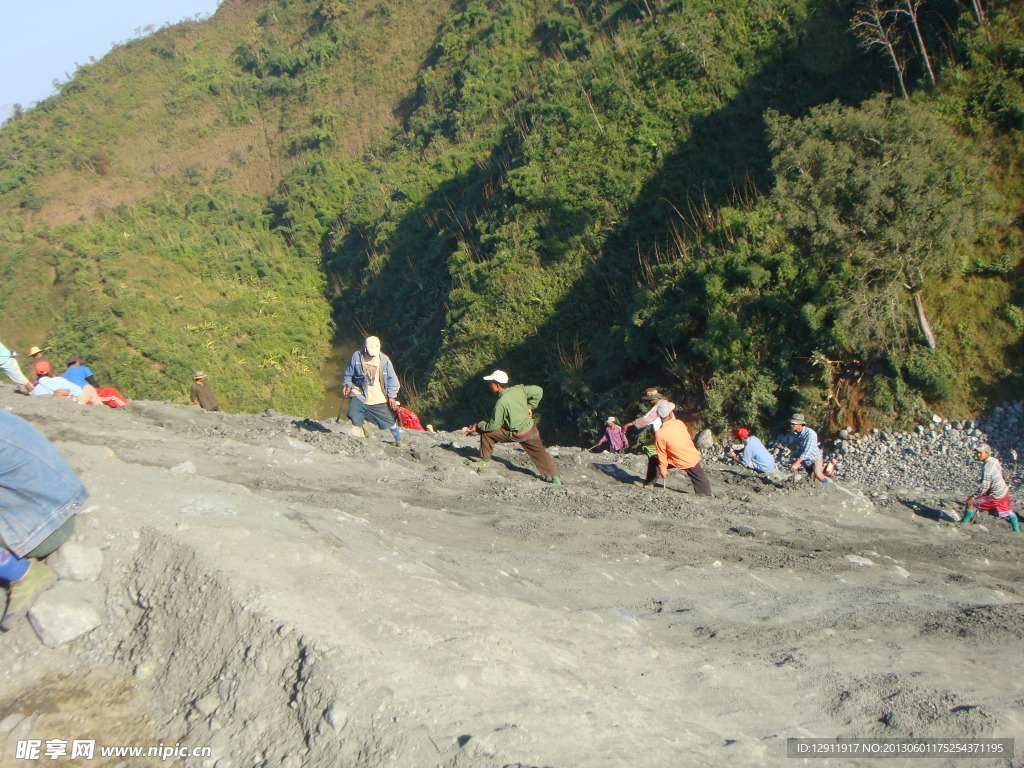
[645,454,659,484]
[26,516,76,559]
[480,427,559,478]
[646,456,712,496]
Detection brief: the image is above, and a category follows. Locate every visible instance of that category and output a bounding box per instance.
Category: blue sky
[0,0,222,119]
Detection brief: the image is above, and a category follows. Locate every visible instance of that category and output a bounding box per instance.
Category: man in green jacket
[464,370,562,484]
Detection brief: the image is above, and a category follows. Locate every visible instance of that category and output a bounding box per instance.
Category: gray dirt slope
[0,392,1021,768]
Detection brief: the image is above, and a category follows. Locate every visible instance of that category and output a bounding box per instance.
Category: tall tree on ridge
[851,0,910,98]
[898,0,936,87]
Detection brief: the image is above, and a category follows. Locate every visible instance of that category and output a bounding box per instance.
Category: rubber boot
[389,425,402,445]
[1009,513,1020,533]
[959,509,974,525]
[5,559,54,616]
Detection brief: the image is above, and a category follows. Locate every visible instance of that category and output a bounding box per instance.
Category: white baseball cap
[483,370,509,385]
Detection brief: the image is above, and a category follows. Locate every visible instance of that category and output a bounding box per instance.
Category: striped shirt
[977,457,1009,499]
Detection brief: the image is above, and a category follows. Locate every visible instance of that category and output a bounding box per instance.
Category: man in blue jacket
[1,411,88,624]
[342,336,402,445]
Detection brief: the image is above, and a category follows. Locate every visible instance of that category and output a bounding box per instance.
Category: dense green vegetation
[0,0,448,410]
[1,0,1023,440]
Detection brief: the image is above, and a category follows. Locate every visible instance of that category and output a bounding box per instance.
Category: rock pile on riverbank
[827,403,1024,493]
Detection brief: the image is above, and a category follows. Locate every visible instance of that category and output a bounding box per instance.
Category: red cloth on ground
[95,387,129,407]
[394,406,424,430]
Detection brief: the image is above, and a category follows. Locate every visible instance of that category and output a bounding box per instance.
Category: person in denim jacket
[1,411,88,622]
[342,336,402,444]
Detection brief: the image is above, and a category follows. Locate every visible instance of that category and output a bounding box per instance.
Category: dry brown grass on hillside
[29,0,453,224]
[35,173,156,225]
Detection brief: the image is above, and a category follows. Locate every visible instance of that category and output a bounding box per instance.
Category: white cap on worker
[483,370,509,385]
[365,336,381,356]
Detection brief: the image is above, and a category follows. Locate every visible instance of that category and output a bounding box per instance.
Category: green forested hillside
[0,0,451,412]
[2,0,1022,438]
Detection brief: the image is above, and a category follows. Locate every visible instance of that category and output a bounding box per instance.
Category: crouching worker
[623,389,675,487]
[729,427,776,473]
[961,444,1019,532]
[1,411,88,625]
[464,370,561,485]
[787,414,828,482]
[655,404,712,496]
[589,416,629,453]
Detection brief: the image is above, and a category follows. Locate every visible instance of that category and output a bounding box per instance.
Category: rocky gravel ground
[700,402,1024,498]
[1,392,1022,768]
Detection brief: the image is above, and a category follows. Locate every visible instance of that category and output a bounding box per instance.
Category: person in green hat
[787,413,828,482]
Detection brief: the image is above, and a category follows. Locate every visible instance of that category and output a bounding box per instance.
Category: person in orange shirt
[654,403,712,496]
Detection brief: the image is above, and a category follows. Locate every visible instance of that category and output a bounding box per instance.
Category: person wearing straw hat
[623,388,674,434]
[787,413,827,482]
[190,371,221,411]
[27,346,49,385]
[623,388,675,487]
[960,444,1019,532]
[589,416,629,453]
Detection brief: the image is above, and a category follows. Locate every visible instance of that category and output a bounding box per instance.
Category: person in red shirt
[654,403,712,496]
[392,400,425,431]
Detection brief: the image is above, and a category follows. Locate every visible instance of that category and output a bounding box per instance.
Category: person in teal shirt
[0,341,32,393]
